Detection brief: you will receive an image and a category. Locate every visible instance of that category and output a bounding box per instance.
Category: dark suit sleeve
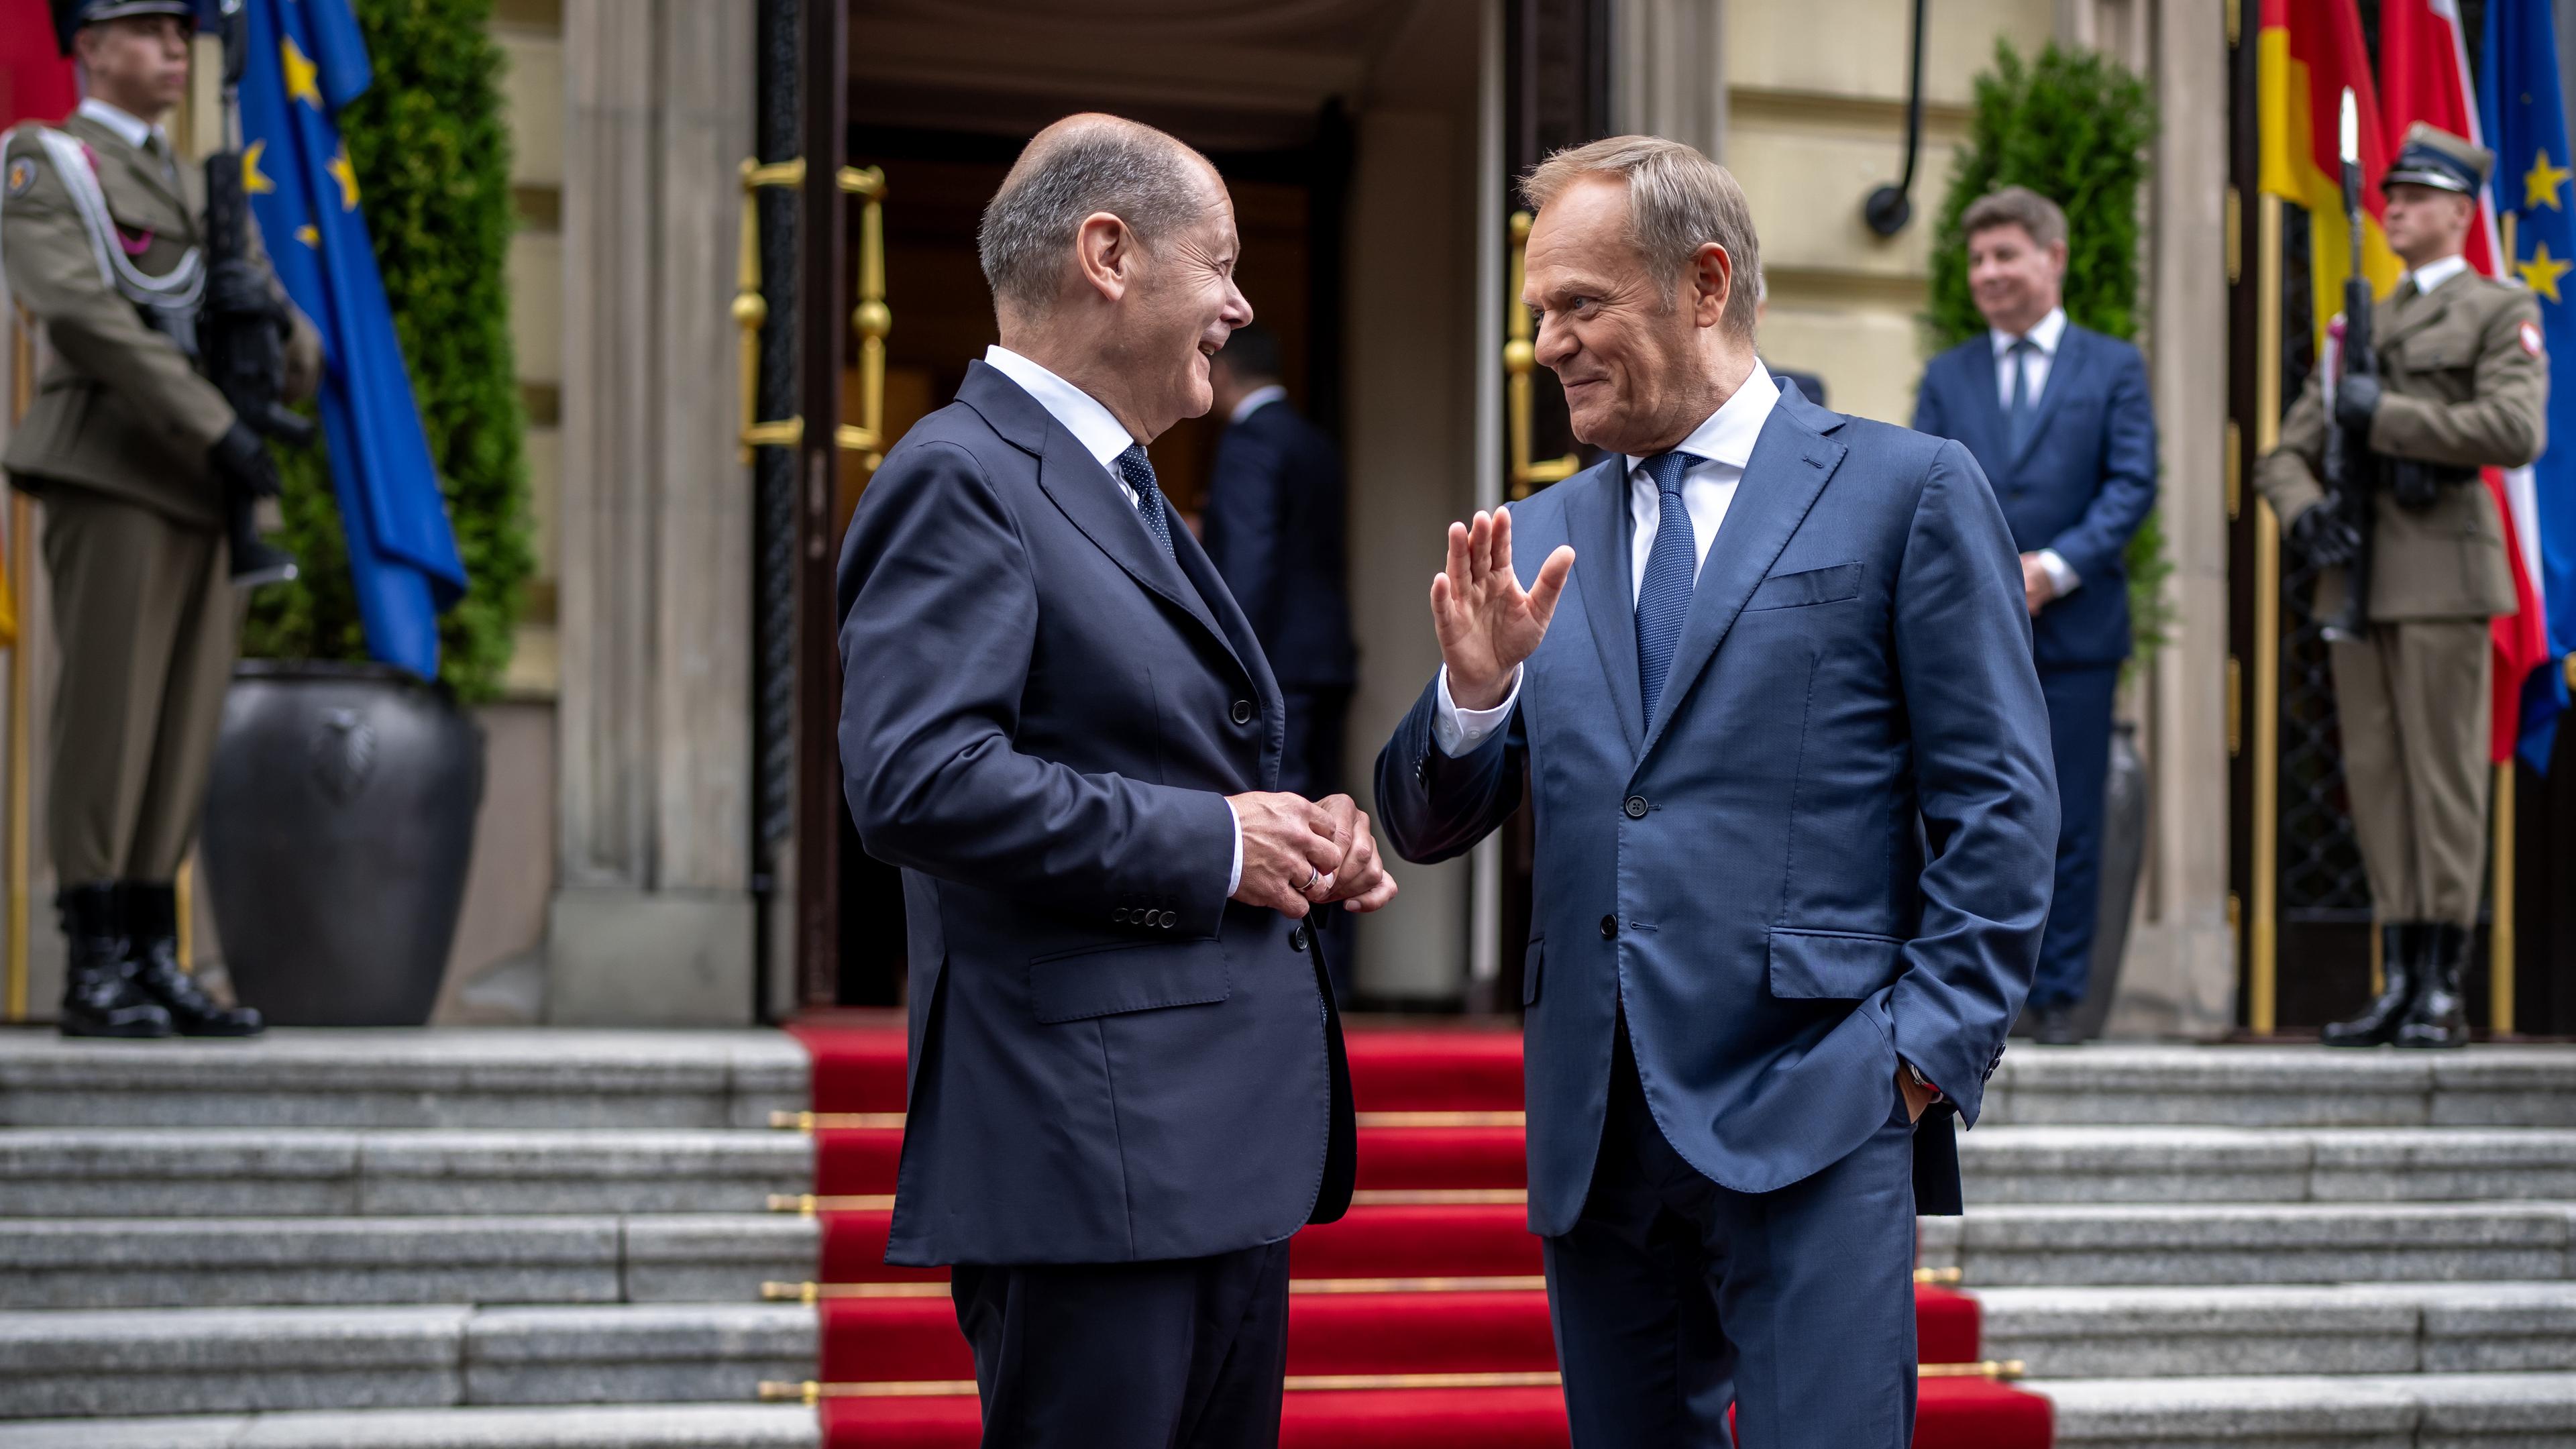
[1373,673,1525,865]
[1201,427,1286,643]
[1887,440,2059,1127]
[837,440,1238,934]
[2043,346,2159,584]
[1910,365,1946,438]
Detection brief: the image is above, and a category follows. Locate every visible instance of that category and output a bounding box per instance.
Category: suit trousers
[1544,1022,1919,1449]
[950,1239,1293,1449]
[2328,619,2491,926]
[2033,663,2121,1010]
[39,488,238,885]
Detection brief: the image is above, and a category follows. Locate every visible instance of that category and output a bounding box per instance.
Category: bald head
[979,113,1218,319]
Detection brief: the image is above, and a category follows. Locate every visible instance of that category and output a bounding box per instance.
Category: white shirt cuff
[1226,800,1243,896]
[1433,665,1522,757]
[2035,548,2081,596]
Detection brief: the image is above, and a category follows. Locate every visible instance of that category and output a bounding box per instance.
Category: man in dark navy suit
[1378,136,2054,1449]
[1912,185,2157,1045]
[837,114,1393,1448]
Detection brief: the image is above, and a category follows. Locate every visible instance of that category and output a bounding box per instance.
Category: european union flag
[2485,0,2576,769]
[233,0,466,680]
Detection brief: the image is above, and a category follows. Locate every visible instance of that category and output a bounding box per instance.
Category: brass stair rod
[733,159,891,462]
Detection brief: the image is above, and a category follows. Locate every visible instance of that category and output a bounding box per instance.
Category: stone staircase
[0,1029,823,1448]
[4,1032,2576,1446]
[1951,1044,2576,1446]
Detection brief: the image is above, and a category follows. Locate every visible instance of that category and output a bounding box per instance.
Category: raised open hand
[1430,508,1575,710]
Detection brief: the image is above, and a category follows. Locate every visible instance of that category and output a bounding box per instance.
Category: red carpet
[785,1022,2048,1447]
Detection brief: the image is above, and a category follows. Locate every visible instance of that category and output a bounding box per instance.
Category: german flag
[2259,0,2406,344]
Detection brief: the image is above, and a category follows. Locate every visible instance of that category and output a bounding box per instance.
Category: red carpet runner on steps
[782,1022,2052,1448]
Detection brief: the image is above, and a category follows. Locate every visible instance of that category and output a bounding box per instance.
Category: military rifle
[200,0,311,586]
[2320,88,2377,643]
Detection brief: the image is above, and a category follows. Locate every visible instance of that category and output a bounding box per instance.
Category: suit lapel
[68,116,189,233]
[2007,327,2086,472]
[1963,341,2010,477]
[2381,283,2453,351]
[1562,458,1646,757]
[1638,398,1846,759]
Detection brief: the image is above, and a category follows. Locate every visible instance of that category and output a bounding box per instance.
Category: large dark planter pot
[200,661,486,1026]
[2070,720,2149,1041]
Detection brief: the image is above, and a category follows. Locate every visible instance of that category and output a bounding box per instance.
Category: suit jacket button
[1289,922,1311,952]
[1114,908,1132,924]
[1159,912,1175,929]
[1623,796,1649,819]
[1600,915,1619,940]
[1232,700,1256,725]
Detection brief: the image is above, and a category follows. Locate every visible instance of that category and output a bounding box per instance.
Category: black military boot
[2320,921,2420,1048]
[2392,922,2471,1049]
[120,882,264,1037]
[56,883,170,1038]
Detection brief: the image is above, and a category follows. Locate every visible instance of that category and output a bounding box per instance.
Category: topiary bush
[1925,39,2173,667]
[241,0,533,704]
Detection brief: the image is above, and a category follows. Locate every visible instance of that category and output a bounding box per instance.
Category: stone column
[1612,0,1726,162]
[549,0,758,1025]
[2108,0,2238,1037]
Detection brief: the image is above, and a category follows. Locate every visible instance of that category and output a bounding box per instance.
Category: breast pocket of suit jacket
[1026,938,1232,1023]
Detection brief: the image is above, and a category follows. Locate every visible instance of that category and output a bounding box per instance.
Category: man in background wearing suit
[1378,136,2054,1449]
[1912,185,2157,1045]
[1204,324,1359,998]
[837,114,1393,1447]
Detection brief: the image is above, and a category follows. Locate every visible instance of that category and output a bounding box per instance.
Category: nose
[1533,309,1574,369]
[1224,276,1253,329]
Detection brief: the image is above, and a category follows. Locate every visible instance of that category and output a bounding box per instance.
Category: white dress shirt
[1229,383,1289,426]
[981,345,1245,894]
[75,97,169,157]
[2406,253,2471,298]
[1433,364,1782,755]
[1988,307,2081,598]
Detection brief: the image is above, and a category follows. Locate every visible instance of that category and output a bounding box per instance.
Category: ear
[2045,239,2070,275]
[1690,241,1733,329]
[1073,211,1135,304]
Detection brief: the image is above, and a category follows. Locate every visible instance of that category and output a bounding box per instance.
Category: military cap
[50,0,199,57]
[2383,123,2494,196]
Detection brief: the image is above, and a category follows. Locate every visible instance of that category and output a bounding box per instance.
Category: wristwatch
[1903,1060,1942,1099]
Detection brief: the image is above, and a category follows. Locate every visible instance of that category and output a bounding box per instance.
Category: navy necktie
[1634,449,1702,722]
[1114,444,1176,561]
[2003,336,2039,453]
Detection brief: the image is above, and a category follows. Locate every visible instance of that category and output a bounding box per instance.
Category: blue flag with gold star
[235,0,466,679]
[2485,0,2576,767]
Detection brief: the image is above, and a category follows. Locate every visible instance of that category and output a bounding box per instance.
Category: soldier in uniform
[1,0,319,1037]
[2258,124,2546,1050]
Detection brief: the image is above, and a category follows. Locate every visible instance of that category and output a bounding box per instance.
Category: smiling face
[2383,182,2473,269]
[76,15,192,121]
[1113,171,1252,439]
[1522,173,1737,455]
[1968,222,2065,337]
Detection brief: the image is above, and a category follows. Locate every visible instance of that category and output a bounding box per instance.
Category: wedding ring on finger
[1304,865,1322,892]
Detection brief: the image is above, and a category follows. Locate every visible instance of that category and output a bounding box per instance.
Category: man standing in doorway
[2259,125,2544,1050]
[1913,185,2158,1045]
[3,0,315,1038]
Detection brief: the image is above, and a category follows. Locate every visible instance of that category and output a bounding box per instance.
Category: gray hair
[1521,135,1762,339]
[979,117,1211,315]
[1962,185,2068,251]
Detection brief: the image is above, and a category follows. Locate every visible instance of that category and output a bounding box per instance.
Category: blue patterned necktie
[1114,444,1176,560]
[1634,449,1702,722]
[2003,336,2039,453]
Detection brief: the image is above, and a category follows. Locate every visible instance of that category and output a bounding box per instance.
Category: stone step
[2039,1371,2576,1447]
[0,1129,810,1217]
[0,1215,816,1310]
[0,1404,817,1449]
[1978,1282,2576,1380]
[1960,1126,2576,1205]
[1919,1201,2576,1287]
[0,1303,814,1420]
[0,1031,806,1130]
[1985,1045,2576,1128]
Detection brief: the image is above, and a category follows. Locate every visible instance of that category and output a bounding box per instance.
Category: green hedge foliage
[1925,40,2172,667]
[241,0,534,704]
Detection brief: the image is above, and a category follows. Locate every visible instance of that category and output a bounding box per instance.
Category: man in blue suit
[838,114,1394,1448]
[1911,186,2157,1045]
[1376,137,2055,1449]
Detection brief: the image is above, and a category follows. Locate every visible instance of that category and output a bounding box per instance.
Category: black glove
[209,421,281,500]
[2291,503,2361,568]
[2333,373,2383,433]
[2390,460,2438,513]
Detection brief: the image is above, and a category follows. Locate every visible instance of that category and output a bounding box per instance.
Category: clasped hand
[1228,791,1399,918]
[1431,508,1576,711]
